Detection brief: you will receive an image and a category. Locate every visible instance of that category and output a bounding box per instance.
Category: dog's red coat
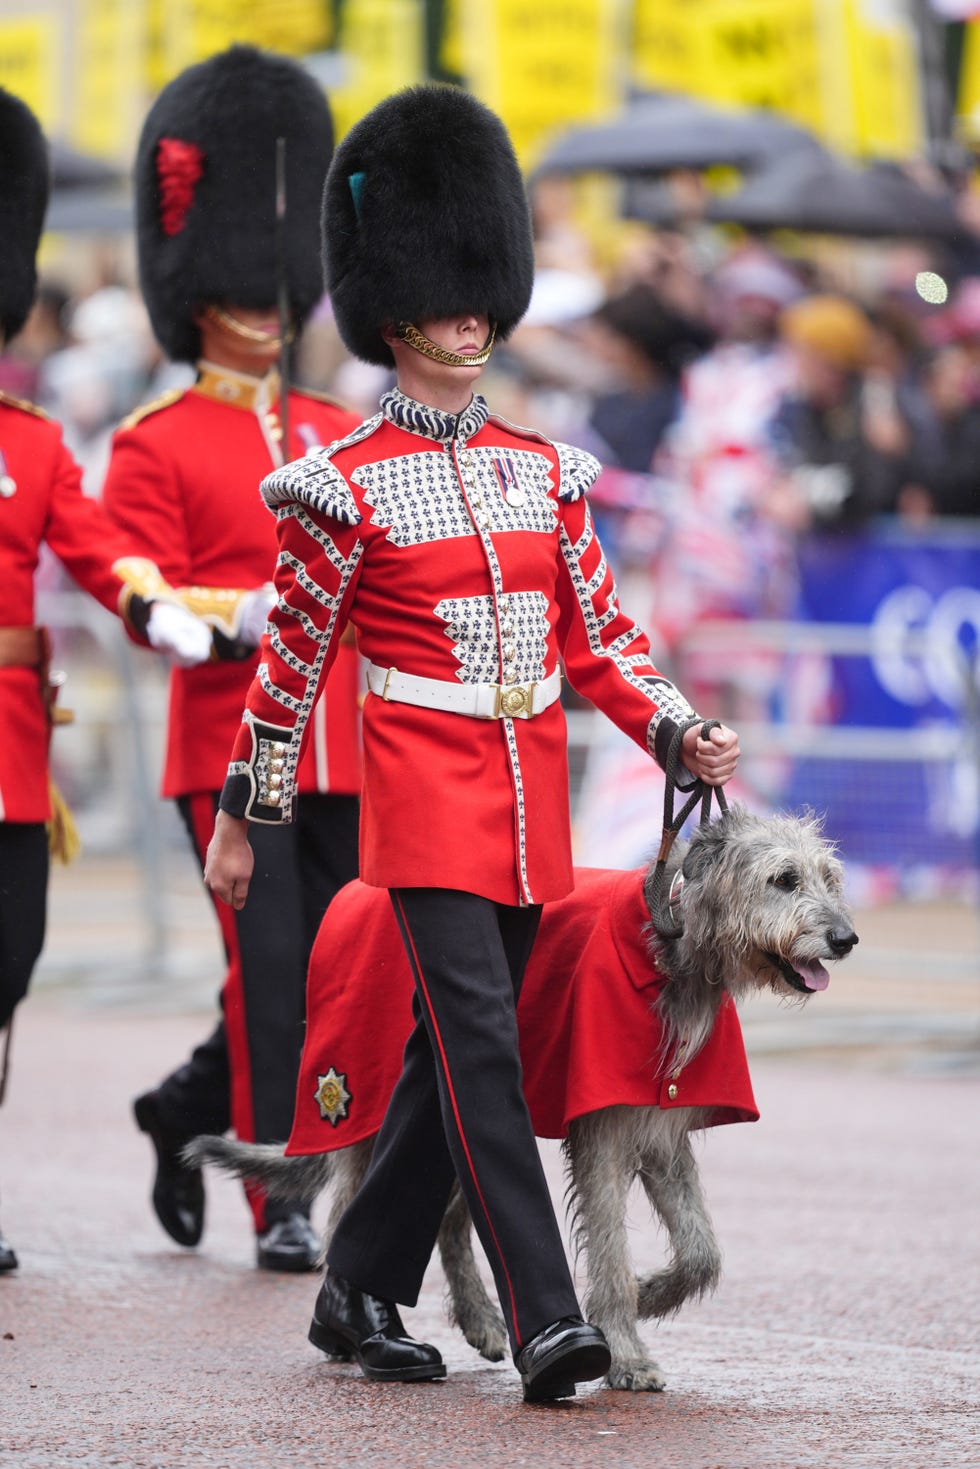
[285,868,759,1155]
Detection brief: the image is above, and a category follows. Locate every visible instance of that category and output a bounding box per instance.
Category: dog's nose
[828,925,858,956]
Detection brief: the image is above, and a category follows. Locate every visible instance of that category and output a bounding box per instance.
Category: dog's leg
[437,1183,508,1362]
[566,1110,667,1392]
[636,1130,722,1320]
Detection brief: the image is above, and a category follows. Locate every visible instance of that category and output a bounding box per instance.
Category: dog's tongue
[797,960,830,992]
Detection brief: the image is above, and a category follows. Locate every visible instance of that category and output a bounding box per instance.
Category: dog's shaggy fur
[188,806,857,1391]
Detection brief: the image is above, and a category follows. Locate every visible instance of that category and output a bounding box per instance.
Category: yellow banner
[458,0,625,168]
[72,0,146,159]
[158,0,332,81]
[957,17,980,142]
[840,0,922,159]
[632,0,921,159]
[633,0,823,133]
[330,0,425,140]
[0,13,59,131]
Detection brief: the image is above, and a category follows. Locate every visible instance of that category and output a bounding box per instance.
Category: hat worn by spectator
[0,87,50,345]
[780,293,873,372]
[135,44,334,364]
[323,84,535,368]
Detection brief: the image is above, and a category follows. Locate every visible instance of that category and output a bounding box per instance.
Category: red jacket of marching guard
[220,388,698,906]
[0,393,161,824]
[102,366,363,800]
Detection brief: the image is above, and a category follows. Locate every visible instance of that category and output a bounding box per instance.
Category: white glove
[147,601,213,668]
[238,583,278,647]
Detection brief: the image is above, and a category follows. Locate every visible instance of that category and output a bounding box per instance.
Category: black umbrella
[45,186,133,233]
[49,139,125,190]
[704,148,963,240]
[532,92,822,178]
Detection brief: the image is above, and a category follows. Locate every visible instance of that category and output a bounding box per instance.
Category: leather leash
[648,717,729,940]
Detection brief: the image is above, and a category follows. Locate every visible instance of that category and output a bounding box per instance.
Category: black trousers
[152,791,359,1230]
[0,822,49,1032]
[326,887,581,1355]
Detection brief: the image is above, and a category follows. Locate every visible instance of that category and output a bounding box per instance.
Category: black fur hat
[135,45,334,363]
[0,88,50,344]
[324,85,534,367]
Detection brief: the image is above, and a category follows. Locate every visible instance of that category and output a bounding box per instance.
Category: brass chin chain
[204,304,295,347]
[396,321,496,367]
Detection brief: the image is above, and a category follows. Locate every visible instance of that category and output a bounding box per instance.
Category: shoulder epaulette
[117,387,185,432]
[262,446,363,525]
[0,390,49,420]
[553,441,602,502]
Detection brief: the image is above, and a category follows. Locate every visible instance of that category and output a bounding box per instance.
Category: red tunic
[220,390,697,904]
[0,394,146,823]
[285,867,758,1153]
[101,367,363,798]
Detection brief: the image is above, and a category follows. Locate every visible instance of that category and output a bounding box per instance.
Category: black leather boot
[0,1221,17,1273]
[515,1317,611,1402]
[309,1269,446,1381]
[256,1211,320,1273]
[133,1090,205,1248]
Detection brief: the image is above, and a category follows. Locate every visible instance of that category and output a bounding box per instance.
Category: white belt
[365,662,562,720]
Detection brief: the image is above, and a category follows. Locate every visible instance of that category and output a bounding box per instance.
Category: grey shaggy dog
[188,805,857,1392]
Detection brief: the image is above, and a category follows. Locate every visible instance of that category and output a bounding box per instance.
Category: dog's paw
[468,1317,508,1363]
[606,1357,667,1392]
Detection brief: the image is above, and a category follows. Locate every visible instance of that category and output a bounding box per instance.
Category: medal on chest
[491,453,526,508]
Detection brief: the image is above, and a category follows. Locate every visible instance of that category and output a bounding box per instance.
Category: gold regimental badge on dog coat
[314,1067,351,1125]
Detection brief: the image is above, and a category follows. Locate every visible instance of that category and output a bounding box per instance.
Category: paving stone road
[0,853,977,1468]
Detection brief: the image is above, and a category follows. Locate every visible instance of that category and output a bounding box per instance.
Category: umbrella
[45,186,133,234]
[703,149,963,240]
[532,92,822,178]
[49,139,125,190]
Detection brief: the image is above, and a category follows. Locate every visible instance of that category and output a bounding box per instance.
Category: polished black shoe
[308,1269,446,1382]
[256,1213,320,1273]
[133,1090,205,1248]
[516,1317,611,1403]
[0,1226,18,1273]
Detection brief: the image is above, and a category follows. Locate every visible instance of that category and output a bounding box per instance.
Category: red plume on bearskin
[156,138,204,237]
[135,45,334,363]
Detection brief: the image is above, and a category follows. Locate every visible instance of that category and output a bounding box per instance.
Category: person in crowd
[579,281,714,471]
[899,342,980,519]
[101,47,362,1273]
[769,293,909,529]
[204,84,738,1402]
[0,87,212,1272]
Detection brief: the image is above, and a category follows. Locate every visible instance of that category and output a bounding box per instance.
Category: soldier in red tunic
[0,88,212,1272]
[205,87,739,1397]
[102,47,362,1273]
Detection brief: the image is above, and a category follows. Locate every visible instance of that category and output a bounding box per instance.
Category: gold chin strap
[396,321,496,367]
[204,304,294,348]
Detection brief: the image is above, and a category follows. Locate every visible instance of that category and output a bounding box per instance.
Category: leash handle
[651,718,729,939]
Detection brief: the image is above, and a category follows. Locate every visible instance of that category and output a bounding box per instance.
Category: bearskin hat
[324,85,534,367]
[135,45,334,364]
[0,88,50,344]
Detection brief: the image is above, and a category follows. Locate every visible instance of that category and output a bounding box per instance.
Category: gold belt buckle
[494,681,534,718]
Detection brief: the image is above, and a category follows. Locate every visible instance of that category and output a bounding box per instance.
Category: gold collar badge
[314,1066,351,1126]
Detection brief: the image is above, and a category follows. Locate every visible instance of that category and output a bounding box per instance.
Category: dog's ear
[682,818,728,881]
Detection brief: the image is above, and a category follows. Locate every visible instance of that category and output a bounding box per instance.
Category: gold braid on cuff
[395,321,496,367]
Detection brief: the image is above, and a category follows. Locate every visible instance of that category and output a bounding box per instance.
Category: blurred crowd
[3,206,979,726]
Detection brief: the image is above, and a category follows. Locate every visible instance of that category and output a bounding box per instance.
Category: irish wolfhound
[189,805,857,1391]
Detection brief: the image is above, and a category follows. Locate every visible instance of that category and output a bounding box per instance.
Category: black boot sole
[521,1341,611,1403]
[308,1315,447,1382]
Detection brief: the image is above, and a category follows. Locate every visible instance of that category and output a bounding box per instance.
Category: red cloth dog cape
[286,867,759,1154]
